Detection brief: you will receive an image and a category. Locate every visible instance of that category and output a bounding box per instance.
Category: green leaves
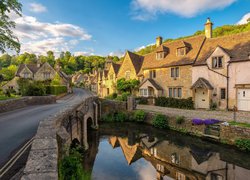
[0,0,22,53]
[116,78,140,93]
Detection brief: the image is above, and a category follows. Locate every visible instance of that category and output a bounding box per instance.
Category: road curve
[0,88,92,167]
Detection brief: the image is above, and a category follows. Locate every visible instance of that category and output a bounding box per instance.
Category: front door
[195,88,209,109]
[237,89,250,111]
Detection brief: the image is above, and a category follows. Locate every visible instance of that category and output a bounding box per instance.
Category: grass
[0,94,20,101]
[229,121,250,128]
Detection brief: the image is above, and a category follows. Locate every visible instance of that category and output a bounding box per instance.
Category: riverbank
[100,99,250,152]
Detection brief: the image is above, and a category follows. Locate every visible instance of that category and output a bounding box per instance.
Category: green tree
[116,78,140,93]
[0,0,22,53]
[0,64,17,80]
[51,73,62,85]
[0,54,11,67]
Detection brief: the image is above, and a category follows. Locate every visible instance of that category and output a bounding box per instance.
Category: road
[0,88,92,167]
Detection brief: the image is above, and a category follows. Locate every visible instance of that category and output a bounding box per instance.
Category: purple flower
[204,119,221,125]
[192,119,204,125]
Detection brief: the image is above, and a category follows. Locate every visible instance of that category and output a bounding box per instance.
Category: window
[177,48,185,56]
[149,70,156,78]
[156,164,164,173]
[220,88,226,100]
[171,67,179,78]
[176,172,186,180]
[43,72,50,79]
[23,72,30,78]
[140,89,148,97]
[156,52,164,60]
[212,56,223,68]
[211,173,223,180]
[110,74,114,80]
[169,87,182,98]
[150,147,157,156]
[125,71,130,80]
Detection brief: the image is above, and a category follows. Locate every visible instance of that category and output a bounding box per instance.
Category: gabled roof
[194,31,250,65]
[191,77,213,90]
[141,35,206,70]
[112,62,121,75]
[127,51,144,74]
[156,45,169,52]
[139,78,163,90]
[16,64,40,76]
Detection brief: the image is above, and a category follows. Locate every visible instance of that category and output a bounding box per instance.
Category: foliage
[0,64,17,80]
[51,73,62,85]
[235,139,250,152]
[132,110,146,122]
[135,44,156,56]
[105,93,118,100]
[101,111,128,122]
[176,116,185,125]
[152,114,169,129]
[229,121,250,128]
[210,101,217,110]
[116,78,140,93]
[155,97,194,109]
[47,85,67,95]
[136,97,148,105]
[59,148,91,180]
[0,0,22,53]
[17,78,46,96]
[116,92,131,101]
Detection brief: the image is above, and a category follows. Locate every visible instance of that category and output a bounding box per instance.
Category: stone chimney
[205,18,213,38]
[156,36,163,47]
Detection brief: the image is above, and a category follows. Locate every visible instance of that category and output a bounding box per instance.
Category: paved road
[0,88,92,167]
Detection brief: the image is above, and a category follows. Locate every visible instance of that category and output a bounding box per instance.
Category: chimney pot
[156,36,163,47]
[205,18,213,38]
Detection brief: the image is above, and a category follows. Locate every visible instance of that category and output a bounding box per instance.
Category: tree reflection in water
[83,123,250,180]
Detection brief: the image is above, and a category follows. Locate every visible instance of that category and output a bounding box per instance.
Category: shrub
[105,93,118,100]
[114,111,127,122]
[204,119,220,125]
[210,102,217,110]
[116,92,130,101]
[136,97,148,105]
[235,139,250,152]
[101,113,114,122]
[47,85,67,95]
[176,116,185,124]
[25,82,46,96]
[152,114,169,129]
[4,89,11,97]
[155,97,194,109]
[133,110,146,122]
[192,119,204,125]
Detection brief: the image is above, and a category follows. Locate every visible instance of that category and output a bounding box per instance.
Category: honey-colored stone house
[2,62,70,93]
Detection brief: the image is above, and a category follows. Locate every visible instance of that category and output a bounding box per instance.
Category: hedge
[46,85,67,95]
[155,97,194,109]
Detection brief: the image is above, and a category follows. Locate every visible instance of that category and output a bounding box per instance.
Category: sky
[10,0,250,57]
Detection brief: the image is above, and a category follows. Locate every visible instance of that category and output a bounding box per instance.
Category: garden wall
[100,99,127,116]
[144,112,250,145]
[0,96,56,113]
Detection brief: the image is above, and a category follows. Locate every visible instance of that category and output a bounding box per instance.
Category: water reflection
[84,123,250,180]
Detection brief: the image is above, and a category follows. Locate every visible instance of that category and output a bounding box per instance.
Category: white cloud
[9,13,92,56]
[74,51,94,56]
[131,0,236,20]
[29,3,47,13]
[237,13,250,25]
[109,50,125,57]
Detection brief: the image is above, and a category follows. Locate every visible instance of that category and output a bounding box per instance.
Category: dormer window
[43,72,51,79]
[24,72,30,78]
[156,52,164,60]
[212,56,223,68]
[177,48,186,56]
[125,71,130,80]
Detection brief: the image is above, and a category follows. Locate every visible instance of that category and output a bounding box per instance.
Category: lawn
[229,121,250,128]
[0,95,20,101]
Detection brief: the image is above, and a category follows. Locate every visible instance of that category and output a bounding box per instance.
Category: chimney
[156,36,163,47]
[205,18,213,38]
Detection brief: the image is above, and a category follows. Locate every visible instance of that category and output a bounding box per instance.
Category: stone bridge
[21,94,101,180]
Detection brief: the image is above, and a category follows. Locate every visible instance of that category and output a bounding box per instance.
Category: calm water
[83,123,250,180]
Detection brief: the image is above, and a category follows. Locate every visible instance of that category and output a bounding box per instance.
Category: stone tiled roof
[191,77,213,90]
[16,64,40,76]
[127,51,144,74]
[112,62,121,75]
[141,35,206,70]
[139,78,163,90]
[194,31,250,65]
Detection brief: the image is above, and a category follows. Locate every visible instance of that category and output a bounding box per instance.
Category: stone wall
[143,111,250,145]
[21,96,97,180]
[100,98,127,116]
[0,96,56,113]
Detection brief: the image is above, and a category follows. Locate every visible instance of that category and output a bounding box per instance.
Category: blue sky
[13,0,250,57]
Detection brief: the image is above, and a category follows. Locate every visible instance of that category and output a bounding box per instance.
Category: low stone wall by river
[100,99,127,116]
[0,96,56,113]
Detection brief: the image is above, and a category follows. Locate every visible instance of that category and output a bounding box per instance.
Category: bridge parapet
[21,95,99,180]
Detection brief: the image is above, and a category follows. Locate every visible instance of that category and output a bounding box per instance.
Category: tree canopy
[116,78,140,93]
[0,0,22,53]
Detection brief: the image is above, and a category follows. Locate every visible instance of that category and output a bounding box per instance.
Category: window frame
[212,56,223,69]
[220,88,226,100]
[149,70,156,78]
[169,87,182,98]
[125,71,131,80]
[170,67,180,78]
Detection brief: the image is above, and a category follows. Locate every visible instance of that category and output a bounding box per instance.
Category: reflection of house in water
[107,133,250,180]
